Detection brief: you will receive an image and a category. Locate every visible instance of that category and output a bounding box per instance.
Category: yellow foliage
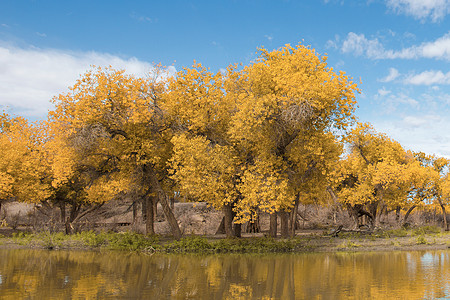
[0,113,51,203]
[167,43,358,220]
[48,66,173,205]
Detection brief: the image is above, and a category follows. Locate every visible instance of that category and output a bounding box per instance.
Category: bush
[412,226,441,236]
[416,235,428,245]
[164,236,212,253]
[107,232,159,251]
[76,231,108,248]
[382,228,409,238]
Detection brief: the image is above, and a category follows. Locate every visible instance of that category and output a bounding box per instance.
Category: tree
[227,44,358,237]
[167,44,359,237]
[333,123,419,229]
[164,63,243,237]
[417,153,450,231]
[0,112,51,214]
[49,66,181,238]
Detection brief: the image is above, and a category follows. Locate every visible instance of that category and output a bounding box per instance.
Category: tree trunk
[233,223,241,238]
[142,198,147,221]
[69,203,81,223]
[289,196,299,238]
[367,202,379,228]
[402,205,416,227]
[65,217,72,235]
[145,195,155,235]
[170,196,175,209]
[375,203,385,227]
[246,212,260,233]
[346,204,359,230]
[59,201,66,223]
[437,198,449,231]
[132,201,137,224]
[269,212,277,238]
[159,193,182,239]
[215,217,226,234]
[153,197,158,219]
[223,204,234,238]
[280,211,289,238]
[327,186,343,214]
[149,171,182,239]
[395,206,401,222]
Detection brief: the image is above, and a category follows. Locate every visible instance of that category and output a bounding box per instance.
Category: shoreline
[1,228,449,254]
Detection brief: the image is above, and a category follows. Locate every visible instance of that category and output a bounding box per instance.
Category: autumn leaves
[1,43,446,238]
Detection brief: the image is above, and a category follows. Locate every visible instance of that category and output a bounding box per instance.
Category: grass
[412,225,441,236]
[415,235,428,245]
[0,231,310,253]
[1,225,449,253]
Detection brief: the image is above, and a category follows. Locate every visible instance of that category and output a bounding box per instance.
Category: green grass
[416,235,428,245]
[412,225,441,236]
[1,226,448,253]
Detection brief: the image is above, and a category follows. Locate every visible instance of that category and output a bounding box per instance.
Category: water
[0,249,449,299]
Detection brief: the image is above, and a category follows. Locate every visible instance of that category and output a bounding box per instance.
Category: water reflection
[0,249,449,299]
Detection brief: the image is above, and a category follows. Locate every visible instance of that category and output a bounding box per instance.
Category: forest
[1,43,449,240]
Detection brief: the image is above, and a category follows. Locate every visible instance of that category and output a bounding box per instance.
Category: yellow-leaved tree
[167,44,359,237]
[48,66,181,237]
[0,112,51,214]
[228,44,358,237]
[415,153,450,231]
[164,63,244,237]
[332,123,423,229]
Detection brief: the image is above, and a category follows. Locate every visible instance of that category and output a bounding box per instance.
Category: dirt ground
[1,200,450,253]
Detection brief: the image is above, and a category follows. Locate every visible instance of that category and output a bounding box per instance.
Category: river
[0,248,449,299]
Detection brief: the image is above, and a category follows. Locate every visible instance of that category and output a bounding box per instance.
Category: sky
[1,0,450,156]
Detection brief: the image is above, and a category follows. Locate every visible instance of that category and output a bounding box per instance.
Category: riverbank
[1,226,449,253]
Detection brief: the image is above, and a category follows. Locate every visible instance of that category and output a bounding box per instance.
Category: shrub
[413,226,441,236]
[107,232,159,251]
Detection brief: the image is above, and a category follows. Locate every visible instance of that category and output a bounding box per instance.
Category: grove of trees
[1,43,449,238]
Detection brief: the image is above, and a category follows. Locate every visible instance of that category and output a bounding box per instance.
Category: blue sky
[1,0,450,156]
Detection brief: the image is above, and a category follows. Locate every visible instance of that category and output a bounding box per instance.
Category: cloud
[386,0,450,22]
[0,43,173,119]
[130,12,156,23]
[404,70,450,85]
[375,114,450,157]
[264,35,273,41]
[377,68,450,85]
[377,87,392,96]
[379,68,400,82]
[338,32,450,60]
[375,91,420,114]
[341,32,385,58]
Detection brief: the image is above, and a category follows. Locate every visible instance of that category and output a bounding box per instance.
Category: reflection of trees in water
[0,249,449,299]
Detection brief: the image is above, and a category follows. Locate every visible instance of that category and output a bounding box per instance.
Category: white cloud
[396,93,420,108]
[420,33,450,59]
[386,0,450,22]
[404,70,450,85]
[379,68,400,82]
[130,12,156,23]
[0,44,171,119]
[376,91,420,114]
[341,33,385,58]
[375,114,450,157]
[264,35,273,41]
[377,87,392,96]
[376,68,450,85]
[339,32,450,60]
